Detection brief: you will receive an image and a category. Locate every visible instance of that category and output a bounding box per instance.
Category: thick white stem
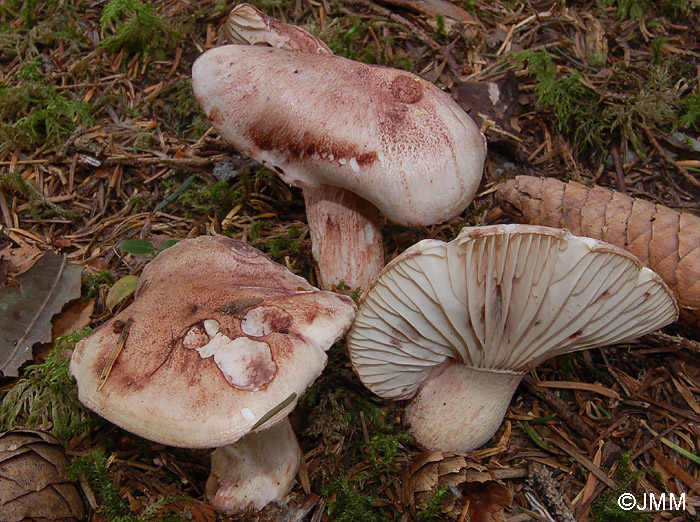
[205,417,301,512]
[303,185,384,290]
[405,361,523,452]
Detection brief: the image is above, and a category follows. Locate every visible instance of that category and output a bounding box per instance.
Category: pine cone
[0,429,86,522]
[402,451,512,521]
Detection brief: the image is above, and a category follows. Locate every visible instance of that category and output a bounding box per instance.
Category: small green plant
[17,57,43,81]
[83,270,117,299]
[605,0,651,19]
[247,219,268,243]
[650,37,669,64]
[416,486,451,522]
[434,14,449,42]
[99,0,179,61]
[0,328,97,442]
[334,280,362,305]
[68,448,132,521]
[119,238,178,256]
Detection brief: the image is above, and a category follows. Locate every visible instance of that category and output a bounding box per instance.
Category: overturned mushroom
[70,236,356,511]
[192,5,486,290]
[346,224,677,452]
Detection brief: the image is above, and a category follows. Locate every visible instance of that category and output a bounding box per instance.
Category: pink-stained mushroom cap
[192,17,486,289]
[346,224,678,452]
[70,236,356,511]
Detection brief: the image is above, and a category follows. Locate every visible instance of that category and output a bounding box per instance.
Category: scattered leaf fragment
[0,252,82,377]
[51,298,95,342]
[119,239,155,255]
[106,275,139,313]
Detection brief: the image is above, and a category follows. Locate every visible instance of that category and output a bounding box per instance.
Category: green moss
[0,172,81,220]
[650,37,669,64]
[416,486,451,522]
[681,89,700,129]
[0,81,93,152]
[161,177,242,218]
[320,16,414,71]
[324,477,392,522]
[268,227,303,260]
[67,448,190,522]
[514,49,681,155]
[247,220,267,243]
[0,0,59,29]
[99,0,179,62]
[68,448,133,521]
[334,281,362,305]
[0,2,89,67]
[151,78,208,139]
[591,452,654,522]
[365,432,412,475]
[0,328,98,443]
[515,49,593,133]
[604,0,692,19]
[133,131,157,149]
[83,270,116,300]
[300,343,410,501]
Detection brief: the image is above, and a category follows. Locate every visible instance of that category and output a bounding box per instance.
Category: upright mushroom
[192,4,486,290]
[346,224,677,452]
[70,236,356,511]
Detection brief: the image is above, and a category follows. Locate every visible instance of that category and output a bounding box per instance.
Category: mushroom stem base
[405,362,523,452]
[303,185,384,290]
[205,417,301,512]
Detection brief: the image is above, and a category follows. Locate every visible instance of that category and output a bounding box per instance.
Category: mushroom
[191,5,486,290]
[70,236,356,511]
[346,224,678,452]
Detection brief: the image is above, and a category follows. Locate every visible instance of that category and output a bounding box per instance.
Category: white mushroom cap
[191,45,485,228]
[70,236,356,448]
[347,224,678,451]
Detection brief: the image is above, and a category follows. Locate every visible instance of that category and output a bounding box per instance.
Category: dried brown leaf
[0,252,82,376]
